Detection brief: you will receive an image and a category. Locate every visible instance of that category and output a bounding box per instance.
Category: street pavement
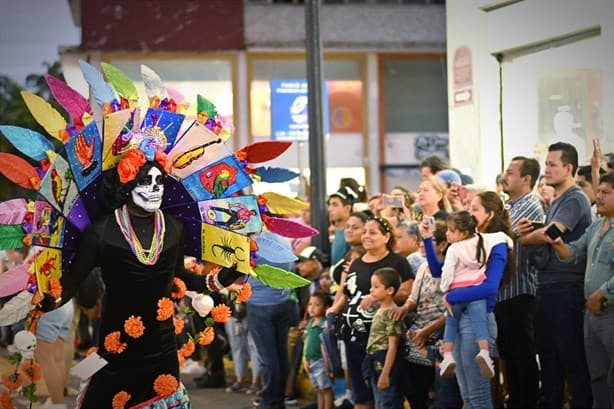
[1,346,311,409]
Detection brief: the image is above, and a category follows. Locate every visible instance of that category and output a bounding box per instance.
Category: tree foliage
[0,61,68,201]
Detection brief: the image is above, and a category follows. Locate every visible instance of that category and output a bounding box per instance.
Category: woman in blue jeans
[421,217,508,409]
[246,258,296,409]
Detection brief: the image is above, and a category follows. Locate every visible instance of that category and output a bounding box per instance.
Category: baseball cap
[435,169,462,186]
[297,246,326,264]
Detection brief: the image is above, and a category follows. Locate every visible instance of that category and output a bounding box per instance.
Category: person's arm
[378,335,400,390]
[327,269,349,315]
[423,237,443,277]
[412,315,445,349]
[445,242,507,305]
[439,246,458,292]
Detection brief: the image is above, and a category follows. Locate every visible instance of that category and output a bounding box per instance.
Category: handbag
[320,313,344,377]
[402,272,440,367]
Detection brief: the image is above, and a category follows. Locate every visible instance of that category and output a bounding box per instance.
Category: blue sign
[270,80,329,141]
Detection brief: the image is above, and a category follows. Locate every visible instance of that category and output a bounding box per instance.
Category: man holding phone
[518,142,593,408]
[545,172,614,409]
[497,156,544,408]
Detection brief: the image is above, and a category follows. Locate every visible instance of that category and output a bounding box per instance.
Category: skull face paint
[131,166,164,212]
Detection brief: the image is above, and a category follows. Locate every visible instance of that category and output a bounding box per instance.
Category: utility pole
[304,0,329,257]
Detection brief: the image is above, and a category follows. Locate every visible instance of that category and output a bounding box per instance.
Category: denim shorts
[36,300,74,342]
[308,358,334,390]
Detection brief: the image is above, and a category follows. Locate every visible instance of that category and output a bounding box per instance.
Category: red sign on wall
[82,0,244,52]
[453,46,473,106]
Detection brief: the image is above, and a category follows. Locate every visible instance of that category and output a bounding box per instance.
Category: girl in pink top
[438,211,513,379]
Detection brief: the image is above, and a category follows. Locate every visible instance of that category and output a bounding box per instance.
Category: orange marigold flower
[1,389,15,409]
[87,347,98,356]
[31,292,43,306]
[154,151,172,175]
[191,263,203,274]
[179,339,195,358]
[235,150,247,161]
[211,304,231,323]
[153,374,179,397]
[22,234,33,246]
[118,149,146,183]
[256,195,268,205]
[171,278,187,300]
[112,391,131,409]
[177,351,185,368]
[250,239,258,251]
[124,149,147,167]
[198,327,215,346]
[124,315,145,339]
[48,278,62,299]
[173,317,185,335]
[20,360,42,382]
[156,297,174,321]
[1,372,23,390]
[236,282,252,303]
[104,331,127,354]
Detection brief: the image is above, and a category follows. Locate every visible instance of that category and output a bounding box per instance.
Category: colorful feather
[254,232,298,263]
[0,264,30,298]
[79,59,117,107]
[167,86,190,110]
[0,152,41,189]
[44,74,92,125]
[0,125,54,161]
[141,64,168,100]
[253,264,310,289]
[263,216,318,238]
[241,140,292,164]
[0,225,25,250]
[101,62,139,107]
[20,91,67,142]
[0,290,34,326]
[261,192,309,214]
[254,166,300,183]
[0,199,29,225]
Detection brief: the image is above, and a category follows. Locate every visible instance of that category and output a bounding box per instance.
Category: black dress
[62,211,206,408]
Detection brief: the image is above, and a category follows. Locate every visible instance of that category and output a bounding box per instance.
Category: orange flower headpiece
[117,133,172,184]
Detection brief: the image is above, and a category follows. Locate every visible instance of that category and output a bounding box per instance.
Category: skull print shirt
[341,252,413,338]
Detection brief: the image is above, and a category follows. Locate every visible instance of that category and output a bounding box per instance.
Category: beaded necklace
[114,204,166,265]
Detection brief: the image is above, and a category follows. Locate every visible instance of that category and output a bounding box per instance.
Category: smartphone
[545,223,564,240]
[529,220,544,229]
[427,216,436,232]
[382,194,404,208]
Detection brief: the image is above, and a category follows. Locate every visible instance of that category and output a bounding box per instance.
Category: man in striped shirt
[497,156,544,408]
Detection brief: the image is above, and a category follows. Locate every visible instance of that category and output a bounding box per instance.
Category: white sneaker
[439,354,456,377]
[475,350,495,379]
[180,359,206,376]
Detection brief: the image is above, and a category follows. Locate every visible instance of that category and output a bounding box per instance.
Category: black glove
[217,263,242,287]
[37,293,58,312]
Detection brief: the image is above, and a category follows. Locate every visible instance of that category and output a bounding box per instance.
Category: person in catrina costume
[43,138,242,409]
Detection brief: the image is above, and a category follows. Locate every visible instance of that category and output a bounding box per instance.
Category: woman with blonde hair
[416,176,450,220]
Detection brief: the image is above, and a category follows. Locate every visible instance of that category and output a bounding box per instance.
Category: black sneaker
[284,395,297,405]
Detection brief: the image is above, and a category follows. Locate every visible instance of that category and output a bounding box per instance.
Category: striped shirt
[497,192,544,302]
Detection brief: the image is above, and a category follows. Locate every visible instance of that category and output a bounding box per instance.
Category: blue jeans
[584,305,614,409]
[345,336,374,405]
[224,316,249,379]
[247,330,262,380]
[453,311,497,409]
[247,299,294,408]
[444,299,489,344]
[535,283,592,408]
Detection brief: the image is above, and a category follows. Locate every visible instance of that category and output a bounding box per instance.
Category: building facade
[61,0,448,198]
